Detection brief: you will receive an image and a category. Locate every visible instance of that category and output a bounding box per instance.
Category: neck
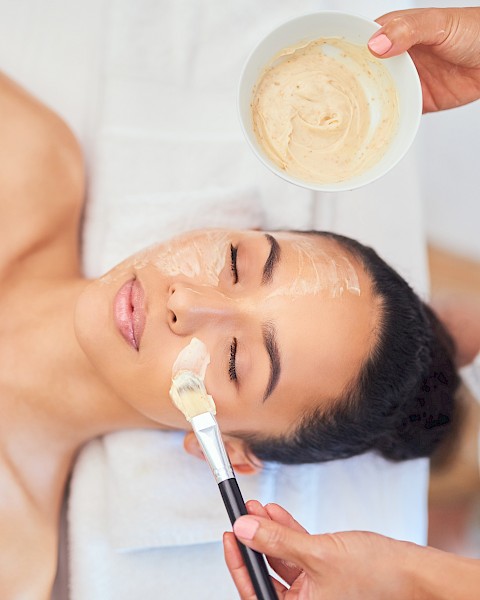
[4,276,157,459]
[0,274,163,522]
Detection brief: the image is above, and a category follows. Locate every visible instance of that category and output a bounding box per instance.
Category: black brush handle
[219,478,278,600]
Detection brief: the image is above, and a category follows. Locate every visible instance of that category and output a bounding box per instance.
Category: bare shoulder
[0,456,58,599]
[0,72,85,278]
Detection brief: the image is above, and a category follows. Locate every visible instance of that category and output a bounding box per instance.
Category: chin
[75,275,132,376]
[73,277,176,428]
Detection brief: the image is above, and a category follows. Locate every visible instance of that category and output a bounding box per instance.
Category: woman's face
[75,229,378,438]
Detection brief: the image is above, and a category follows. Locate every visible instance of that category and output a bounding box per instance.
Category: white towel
[75,0,429,598]
[0,1,428,598]
[73,182,429,600]
[460,354,480,481]
[462,354,480,403]
[69,433,427,600]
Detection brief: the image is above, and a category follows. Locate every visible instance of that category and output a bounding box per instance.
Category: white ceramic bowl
[238,11,422,192]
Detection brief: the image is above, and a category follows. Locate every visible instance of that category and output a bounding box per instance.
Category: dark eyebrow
[262,322,281,402]
[261,233,281,285]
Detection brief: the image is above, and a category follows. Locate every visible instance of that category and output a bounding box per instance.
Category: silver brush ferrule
[191,412,234,484]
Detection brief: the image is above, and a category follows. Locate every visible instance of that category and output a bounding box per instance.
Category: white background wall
[1,0,478,263]
[413,0,480,261]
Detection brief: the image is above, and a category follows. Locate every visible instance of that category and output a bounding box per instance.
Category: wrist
[399,541,426,599]
[406,543,480,600]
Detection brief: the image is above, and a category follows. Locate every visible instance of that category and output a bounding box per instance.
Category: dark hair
[236,231,459,465]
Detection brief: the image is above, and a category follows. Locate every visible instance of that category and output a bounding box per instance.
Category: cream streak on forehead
[270,235,361,298]
[153,231,230,285]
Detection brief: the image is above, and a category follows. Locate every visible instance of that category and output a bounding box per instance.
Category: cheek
[74,280,110,365]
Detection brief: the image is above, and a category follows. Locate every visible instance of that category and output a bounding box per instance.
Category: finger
[374,8,429,28]
[368,8,449,57]
[246,499,270,518]
[233,515,316,571]
[223,532,287,599]
[245,502,304,584]
[260,504,308,583]
[265,503,309,535]
[287,570,308,599]
[223,532,258,600]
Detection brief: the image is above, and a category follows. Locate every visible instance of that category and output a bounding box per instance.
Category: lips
[113,278,146,351]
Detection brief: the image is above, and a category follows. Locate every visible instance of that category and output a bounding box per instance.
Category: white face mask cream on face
[268,235,361,300]
[169,337,216,420]
[99,230,230,287]
[154,231,230,286]
[172,337,211,381]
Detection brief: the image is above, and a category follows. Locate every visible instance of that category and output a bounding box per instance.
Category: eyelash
[229,337,237,382]
[230,244,238,284]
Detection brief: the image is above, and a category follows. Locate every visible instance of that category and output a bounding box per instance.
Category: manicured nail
[234,516,260,540]
[368,33,393,55]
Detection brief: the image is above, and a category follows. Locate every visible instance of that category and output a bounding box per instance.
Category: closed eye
[230,244,238,284]
[229,337,237,382]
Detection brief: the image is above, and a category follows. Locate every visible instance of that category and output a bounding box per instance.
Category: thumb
[368,9,449,57]
[233,515,316,571]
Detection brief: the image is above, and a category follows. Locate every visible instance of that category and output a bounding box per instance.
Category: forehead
[269,231,361,298]
[262,232,377,426]
[159,229,360,293]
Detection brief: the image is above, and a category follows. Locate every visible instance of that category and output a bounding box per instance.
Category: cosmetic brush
[170,369,278,600]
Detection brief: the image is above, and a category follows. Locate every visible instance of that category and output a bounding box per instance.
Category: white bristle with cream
[168,339,274,595]
[169,337,216,421]
[169,371,216,421]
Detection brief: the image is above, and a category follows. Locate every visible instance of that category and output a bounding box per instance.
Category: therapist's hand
[223,500,415,599]
[367,7,480,113]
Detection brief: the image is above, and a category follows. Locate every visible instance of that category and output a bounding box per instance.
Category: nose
[167,282,239,335]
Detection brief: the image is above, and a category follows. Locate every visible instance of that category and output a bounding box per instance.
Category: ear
[224,436,263,475]
[183,432,262,475]
[183,431,205,460]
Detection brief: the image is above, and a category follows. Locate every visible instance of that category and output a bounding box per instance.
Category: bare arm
[0,72,85,276]
[412,544,480,600]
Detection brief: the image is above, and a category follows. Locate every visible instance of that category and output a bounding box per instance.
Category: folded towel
[72,182,429,599]
[0,0,427,597]
[69,432,428,599]
[461,354,480,404]
[83,184,264,277]
[71,0,428,598]
[102,431,427,552]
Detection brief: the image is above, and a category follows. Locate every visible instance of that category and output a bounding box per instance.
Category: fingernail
[234,516,260,540]
[368,33,392,55]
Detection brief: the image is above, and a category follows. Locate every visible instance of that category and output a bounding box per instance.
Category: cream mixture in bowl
[238,12,421,192]
[252,37,399,185]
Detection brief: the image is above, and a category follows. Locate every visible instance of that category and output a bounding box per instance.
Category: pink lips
[114,278,146,351]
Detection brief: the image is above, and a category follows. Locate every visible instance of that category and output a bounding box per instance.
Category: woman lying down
[0,71,458,598]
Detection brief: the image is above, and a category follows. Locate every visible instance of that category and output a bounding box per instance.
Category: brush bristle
[169,371,216,421]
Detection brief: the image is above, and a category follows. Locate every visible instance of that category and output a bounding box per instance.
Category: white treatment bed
[0,1,433,598]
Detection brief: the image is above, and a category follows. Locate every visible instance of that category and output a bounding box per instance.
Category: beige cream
[154,231,230,286]
[172,336,211,379]
[100,231,231,287]
[170,337,216,421]
[267,233,361,299]
[252,37,399,184]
